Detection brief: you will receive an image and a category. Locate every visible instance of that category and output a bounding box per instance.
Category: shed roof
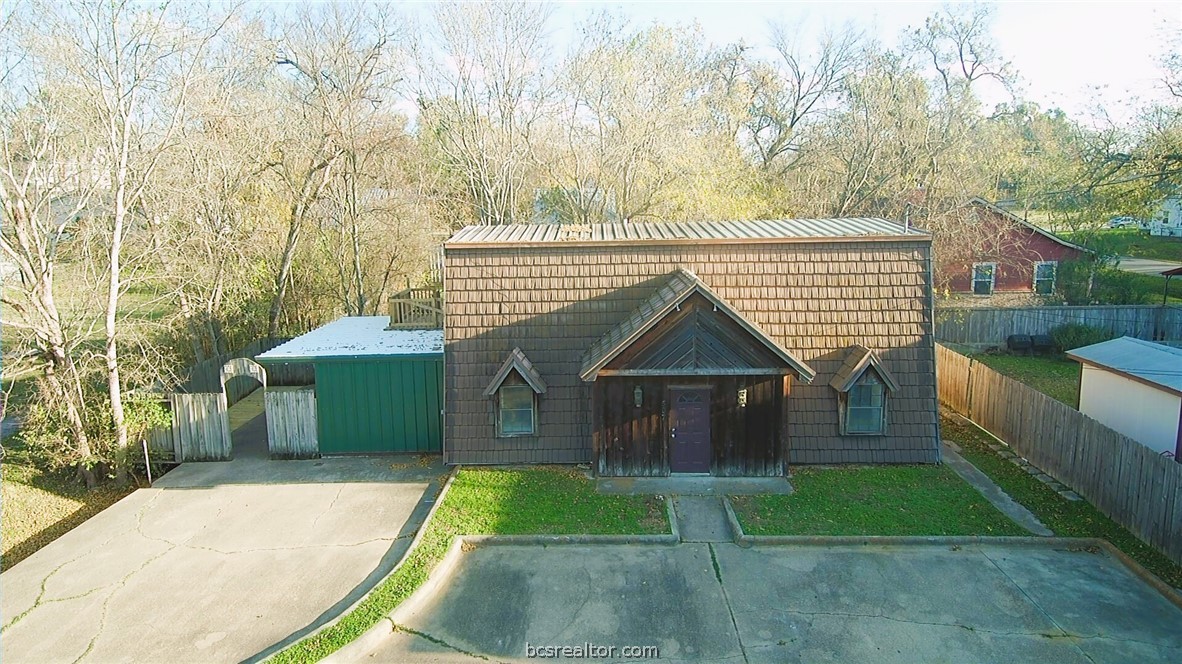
[447,218,926,247]
[256,316,443,362]
[1066,336,1182,396]
[579,268,815,382]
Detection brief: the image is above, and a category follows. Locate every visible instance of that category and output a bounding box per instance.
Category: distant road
[1115,256,1182,276]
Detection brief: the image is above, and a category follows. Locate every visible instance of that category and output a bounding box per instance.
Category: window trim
[971,262,996,296]
[496,382,538,437]
[1032,260,1057,295]
[839,371,888,436]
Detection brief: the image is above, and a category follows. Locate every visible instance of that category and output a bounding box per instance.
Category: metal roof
[447,218,925,245]
[1066,336,1182,395]
[256,316,443,362]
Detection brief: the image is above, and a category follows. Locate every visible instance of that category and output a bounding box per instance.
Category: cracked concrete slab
[345,542,1182,663]
[1,462,436,663]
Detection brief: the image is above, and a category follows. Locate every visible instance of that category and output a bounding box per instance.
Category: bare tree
[417,1,554,225]
[745,23,863,171]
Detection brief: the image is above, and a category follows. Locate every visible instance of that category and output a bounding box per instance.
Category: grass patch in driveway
[730,465,1026,537]
[270,467,666,663]
[942,413,1182,588]
[967,353,1080,407]
[1,440,132,569]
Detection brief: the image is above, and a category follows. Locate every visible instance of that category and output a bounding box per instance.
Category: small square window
[498,384,536,436]
[972,263,995,295]
[1033,261,1056,295]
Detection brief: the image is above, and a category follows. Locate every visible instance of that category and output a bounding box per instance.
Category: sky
[546,0,1181,121]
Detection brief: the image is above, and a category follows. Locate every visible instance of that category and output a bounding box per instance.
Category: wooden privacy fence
[266,388,318,459]
[146,393,231,462]
[936,344,1182,564]
[935,305,1182,346]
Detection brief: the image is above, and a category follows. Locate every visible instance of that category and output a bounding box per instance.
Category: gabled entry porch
[582,269,814,477]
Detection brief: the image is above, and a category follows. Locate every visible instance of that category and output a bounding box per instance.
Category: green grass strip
[270,467,665,663]
[731,464,1027,537]
[942,414,1182,588]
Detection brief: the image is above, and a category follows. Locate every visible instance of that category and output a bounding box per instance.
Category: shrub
[1049,323,1115,352]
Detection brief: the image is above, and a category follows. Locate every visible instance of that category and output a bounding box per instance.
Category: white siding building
[1151,197,1182,237]
[1068,337,1182,459]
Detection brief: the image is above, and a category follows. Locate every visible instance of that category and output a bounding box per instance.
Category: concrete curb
[720,496,747,547]
[263,465,460,663]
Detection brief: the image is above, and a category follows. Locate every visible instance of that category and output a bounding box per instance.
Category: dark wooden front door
[669,387,711,473]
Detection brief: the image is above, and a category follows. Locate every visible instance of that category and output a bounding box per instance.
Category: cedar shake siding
[444,230,940,470]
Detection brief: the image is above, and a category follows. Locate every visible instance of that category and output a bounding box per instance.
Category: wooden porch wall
[265,388,318,459]
[594,375,787,477]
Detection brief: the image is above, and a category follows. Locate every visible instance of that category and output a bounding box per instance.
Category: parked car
[1107,216,1140,229]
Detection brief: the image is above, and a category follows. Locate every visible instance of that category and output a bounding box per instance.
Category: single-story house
[1067,337,1182,461]
[256,317,444,455]
[940,197,1089,297]
[443,218,941,476]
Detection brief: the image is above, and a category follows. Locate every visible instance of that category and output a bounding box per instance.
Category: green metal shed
[257,317,444,455]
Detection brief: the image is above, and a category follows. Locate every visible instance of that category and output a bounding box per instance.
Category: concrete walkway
[353,542,1182,663]
[942,441,1054,537]
[673,496,734,543]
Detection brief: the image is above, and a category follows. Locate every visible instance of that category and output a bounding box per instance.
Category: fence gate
[170,392,232,461]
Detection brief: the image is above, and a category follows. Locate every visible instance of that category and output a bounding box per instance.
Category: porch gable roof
[579,268,815,382]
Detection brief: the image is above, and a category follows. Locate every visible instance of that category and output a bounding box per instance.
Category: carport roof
[256,316,443,362]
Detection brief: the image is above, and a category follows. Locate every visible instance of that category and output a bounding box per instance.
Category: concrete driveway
[356,542,1182,664]
[0,454,444,663]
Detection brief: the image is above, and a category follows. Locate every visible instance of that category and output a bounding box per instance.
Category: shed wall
[1079,366,1181,456]
[444,240,939,466]
[316,357,443,454]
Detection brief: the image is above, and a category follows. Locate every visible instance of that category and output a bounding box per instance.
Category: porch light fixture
[737,388,748,408]
[634,385,643,408]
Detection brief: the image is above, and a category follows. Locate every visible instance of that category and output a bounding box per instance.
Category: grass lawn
[941,413,1182,588]
[1,440,133,568]
[730,465,1026,537]
[968,353,1080,407]
[272,467,667,663]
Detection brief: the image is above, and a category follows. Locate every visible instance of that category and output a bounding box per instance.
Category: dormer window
[484,347,547,438]
[830,345,900,436]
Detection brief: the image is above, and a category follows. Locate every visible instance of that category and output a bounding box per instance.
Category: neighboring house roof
[447,218,928,246]
[484,347,547,396]
[967,197,1091,254]
[256,316,443,362]
[579,268,816,382]
[1066,336,1182,396]
[1162,266,1182,277]
[829,345,901,393]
